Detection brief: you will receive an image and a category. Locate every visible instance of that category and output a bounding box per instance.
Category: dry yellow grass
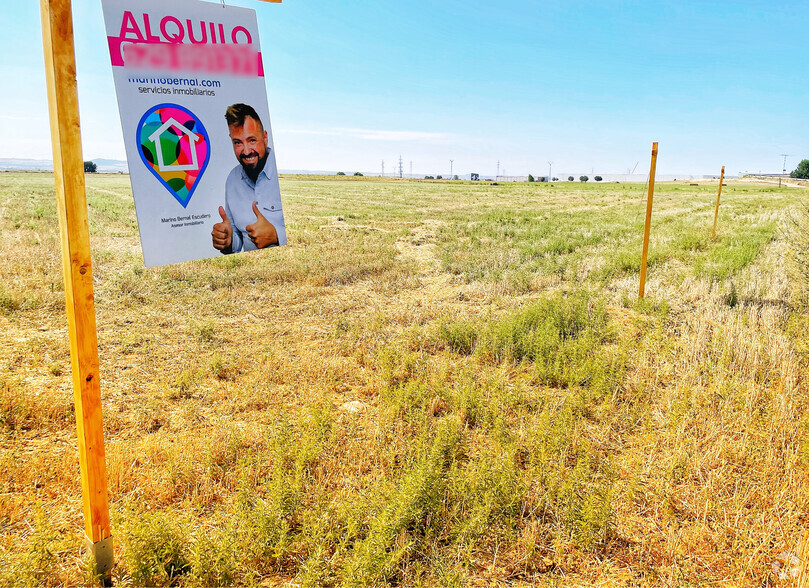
[0,171,807,586]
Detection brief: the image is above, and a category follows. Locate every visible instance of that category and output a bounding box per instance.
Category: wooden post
[711,165,725,239]
[638,142,658,299]
[40,0,112,577]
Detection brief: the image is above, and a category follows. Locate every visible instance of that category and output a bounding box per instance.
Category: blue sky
[3,0,807,177]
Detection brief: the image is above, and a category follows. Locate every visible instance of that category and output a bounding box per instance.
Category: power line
[780,154,791,187]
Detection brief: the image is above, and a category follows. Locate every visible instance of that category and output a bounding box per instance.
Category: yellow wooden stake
[638,142,658,299]
[711,165,725,240]
[40,0,113,576]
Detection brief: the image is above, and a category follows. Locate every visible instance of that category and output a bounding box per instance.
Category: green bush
[0,286,20,315]
[483,292,614,385]
[340,417,462,585]
[523,407,615,550]
[438,319,479,354]
[0,505,78,586]
[117,510,190,586]
[439,291,623,393]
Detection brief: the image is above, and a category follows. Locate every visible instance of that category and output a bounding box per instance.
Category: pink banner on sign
[108,38,264,77]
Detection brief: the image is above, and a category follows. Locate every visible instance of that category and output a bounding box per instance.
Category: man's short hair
[225,103,263,129]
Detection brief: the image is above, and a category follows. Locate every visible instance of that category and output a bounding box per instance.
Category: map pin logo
[137,104,210,208]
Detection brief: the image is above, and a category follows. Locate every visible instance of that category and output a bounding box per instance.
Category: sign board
[102,0,286,266]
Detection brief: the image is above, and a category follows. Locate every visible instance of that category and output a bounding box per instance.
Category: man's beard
[240,151,269,183]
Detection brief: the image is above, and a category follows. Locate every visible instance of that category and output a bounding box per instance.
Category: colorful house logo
[137,104,210,208]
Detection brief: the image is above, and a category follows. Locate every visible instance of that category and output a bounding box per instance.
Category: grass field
[1,171,808,586]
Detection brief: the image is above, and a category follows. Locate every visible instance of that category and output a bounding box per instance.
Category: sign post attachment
[40,0,113,577]
[712,165,725,240]
[638,141,658,299]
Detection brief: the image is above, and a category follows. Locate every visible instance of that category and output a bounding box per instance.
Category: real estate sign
[102,0,286,267]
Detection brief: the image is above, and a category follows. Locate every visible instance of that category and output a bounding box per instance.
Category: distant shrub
[568,176,574,181]
[436,175,443,179]
[0,286,19,316]
[594,176,603,182]
[528,174,535,182]
[725,282,739,308]
[580,175,589,182]
[552,177,559,181]
[440,291,622,392]
[336,172,346,176]
[353,172,363,176]
[438,320,479,354]
[424,175,434,179]
[190,319,216,342]
[84,161,97,173]
[791,159,809,179]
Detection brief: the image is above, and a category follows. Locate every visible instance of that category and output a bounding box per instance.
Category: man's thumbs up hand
[211,205,233,250]
[251,201,265,222]
[245,201,278,248]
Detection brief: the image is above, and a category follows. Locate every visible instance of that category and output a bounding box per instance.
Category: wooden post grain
[711,165,725,240]
[638,142,658,299]
[40,0,112,576]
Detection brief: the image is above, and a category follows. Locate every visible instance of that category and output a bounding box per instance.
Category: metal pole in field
[40,0,112,578]
[638,141,658,299]
[779,154,790,188]
[711,165,725,240]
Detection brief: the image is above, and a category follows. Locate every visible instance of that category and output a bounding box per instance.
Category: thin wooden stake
[638,142,658,299]
[711,165,725,240]
[40,0,112,577]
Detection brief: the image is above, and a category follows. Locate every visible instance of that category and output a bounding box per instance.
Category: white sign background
[101,0,282,267]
